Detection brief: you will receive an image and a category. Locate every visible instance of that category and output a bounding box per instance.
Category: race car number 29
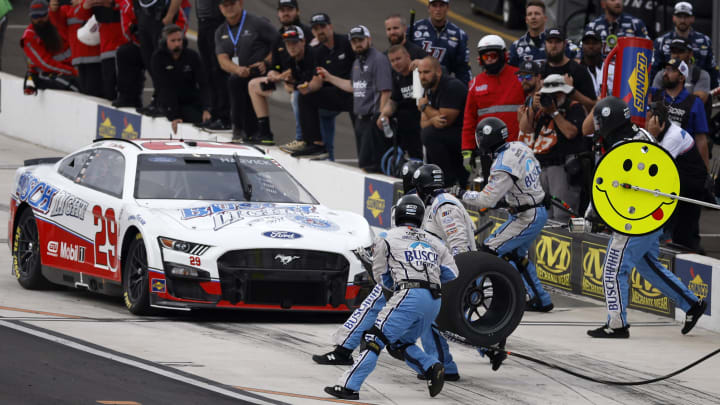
[93,205,118,272]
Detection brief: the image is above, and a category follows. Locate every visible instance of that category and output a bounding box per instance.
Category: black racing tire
[436,251,525,347]
[122,234,154,315]
[12,209,52,289]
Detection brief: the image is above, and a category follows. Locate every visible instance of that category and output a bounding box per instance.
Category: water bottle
[380,116,393,139]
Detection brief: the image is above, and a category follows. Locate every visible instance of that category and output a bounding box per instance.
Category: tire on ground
[436,251,525,347]
[122,234,155,315]
[13,209,52,289]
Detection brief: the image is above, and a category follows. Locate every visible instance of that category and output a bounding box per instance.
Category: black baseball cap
[281,25,305,42]
[669,37,692,52]
[582,30,600,42]
[429,0,450,3]
[277,0,298,8]
[545,28,565,41]
[517,61,540,74]
[310,13,331,26]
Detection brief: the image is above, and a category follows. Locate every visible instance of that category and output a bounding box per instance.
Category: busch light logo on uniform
[404,241,439,266]
[524,158,540,188]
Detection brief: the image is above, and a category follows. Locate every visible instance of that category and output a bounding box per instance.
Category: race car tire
[122,234,154,315]
[436,251,525,347]
[12,209,52,289]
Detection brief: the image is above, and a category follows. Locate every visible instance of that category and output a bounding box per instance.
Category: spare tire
[436,251,525,347]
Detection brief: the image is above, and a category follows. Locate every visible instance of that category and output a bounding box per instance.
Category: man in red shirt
[21,0,79,92]
[461,34,524,172]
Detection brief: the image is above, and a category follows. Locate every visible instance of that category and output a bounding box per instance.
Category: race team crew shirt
[649,87,709,137]
[410,18,471,85]
[541,59,597,103]
[391,68,419,123]
[509,31,578,66]
[530,101,586,165]
[427,74,467,133]
[652,29,719,88]
[313,33,355,84]
[352,47,393,116]
[270,22,313,73]
[461,64,524,150]
[289,44,316,86]
[584,13,649,57]
[214,10,278,67]
[21,23,76,76]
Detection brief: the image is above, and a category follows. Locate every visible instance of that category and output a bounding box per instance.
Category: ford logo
[262,231,303,240]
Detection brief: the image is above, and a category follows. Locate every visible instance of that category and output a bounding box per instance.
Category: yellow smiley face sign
[592,141,680,235]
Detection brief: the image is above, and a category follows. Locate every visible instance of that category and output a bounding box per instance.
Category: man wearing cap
[150,24,210,134]
[22,0,79,92]
[652,1,718,89]
[246,0,313,144]
[508,0,577,67]
[215,0,279,143]
[461,34,524,176]
[650,58,710,171]
[583,0,649,58]
[286,12,355,159]
[195,0,231,130]
[541,28,596,111]
[579,30,607,98]
[319,25,393,172]
[410,0,471,85]
[384,14,425,61]
[519,74,587,221]
[652,38,710,103]
[515,61,542,146]
[377,44,423,160]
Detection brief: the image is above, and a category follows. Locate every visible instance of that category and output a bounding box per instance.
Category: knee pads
[360,326,389,355]
[386,342,413,361]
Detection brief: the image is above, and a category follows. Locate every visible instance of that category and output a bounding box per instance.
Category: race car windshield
[134,154,317,203]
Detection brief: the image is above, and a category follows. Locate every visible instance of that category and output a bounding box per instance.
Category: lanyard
[227,10,247,54]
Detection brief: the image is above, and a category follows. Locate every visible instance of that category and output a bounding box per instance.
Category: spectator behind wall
[22,0,79,93]
[150,24,211,134]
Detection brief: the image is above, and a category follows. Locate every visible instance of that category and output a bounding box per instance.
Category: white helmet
[77,15,100,46]
[477,34,505,54]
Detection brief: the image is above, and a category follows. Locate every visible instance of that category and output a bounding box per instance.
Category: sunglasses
[481,51,499,62]
[282,31,301,40]
[516,74,534,82]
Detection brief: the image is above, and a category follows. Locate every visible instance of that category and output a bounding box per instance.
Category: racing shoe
[525,301,554,312]
[312,346,354,365]
[417,372,459,381]
[324,385,359,400]
[682,299,707,335]
[291,143,328,159]
[587,324,630,338]
[486,349,507,371]
[279,140,305,153]
[425,362,444,397]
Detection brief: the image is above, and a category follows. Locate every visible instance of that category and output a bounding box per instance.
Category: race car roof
[92,138,266,157]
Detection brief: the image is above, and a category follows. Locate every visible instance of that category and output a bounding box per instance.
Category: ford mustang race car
[8,139,374,315]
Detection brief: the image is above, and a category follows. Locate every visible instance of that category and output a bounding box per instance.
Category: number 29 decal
[93,205,118,272]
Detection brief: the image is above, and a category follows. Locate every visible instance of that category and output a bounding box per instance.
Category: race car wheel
[436,251,525,347]
[12,209,51,289]
[122,234,153,315]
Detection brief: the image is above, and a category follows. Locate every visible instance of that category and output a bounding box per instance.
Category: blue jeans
[291,90,302,141]
[319,109,339,161]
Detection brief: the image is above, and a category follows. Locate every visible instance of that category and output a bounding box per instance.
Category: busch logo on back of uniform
[404,241,439,266]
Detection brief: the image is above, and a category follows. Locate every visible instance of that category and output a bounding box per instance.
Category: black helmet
[394,194,425,227]
[475,117,508,156]
[412,164,444,202]
[400,160,424,194]
[593,96,633,148]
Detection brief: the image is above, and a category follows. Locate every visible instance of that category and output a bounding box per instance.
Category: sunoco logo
[688,270,709,300]
[59,242,86,263]
[365,187,386,223]
[627,52,649,113]
[534,233,572,289]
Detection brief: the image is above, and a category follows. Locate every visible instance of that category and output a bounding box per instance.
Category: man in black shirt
[290,13,355,158]
[378,45,423,159]
[150,25,210,134]
[541,28,596,112]
[384,14,425,61]
[247,0,313,144]
[578,30,604,98]
[417,56,468,187]
[215,0,279,143]
[196,0,231,130]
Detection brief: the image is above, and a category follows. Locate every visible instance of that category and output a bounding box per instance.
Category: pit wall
[1,73,716,332]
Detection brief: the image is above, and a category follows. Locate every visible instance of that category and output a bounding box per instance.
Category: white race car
[8,139,374,314]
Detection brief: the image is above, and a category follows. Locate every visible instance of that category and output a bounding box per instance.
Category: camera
[540,93,554,108]
[260,81,276,91]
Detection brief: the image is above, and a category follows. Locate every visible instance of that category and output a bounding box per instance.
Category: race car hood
[134,200,373,250]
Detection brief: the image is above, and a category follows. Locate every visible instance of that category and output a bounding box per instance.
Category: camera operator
[520,74,587,221]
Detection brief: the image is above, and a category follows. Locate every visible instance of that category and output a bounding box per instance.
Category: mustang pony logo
[275,254,301,265]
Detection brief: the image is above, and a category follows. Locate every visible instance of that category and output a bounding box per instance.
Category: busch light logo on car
[404,241,439,266]
[263,231,303,240]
